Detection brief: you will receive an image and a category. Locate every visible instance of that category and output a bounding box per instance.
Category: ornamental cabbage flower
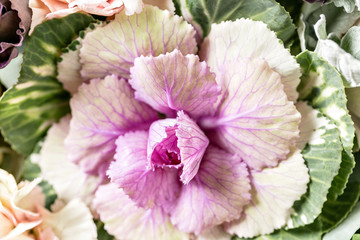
[0,169,97,239]
[0,0,31,68]
[40,5,310,239]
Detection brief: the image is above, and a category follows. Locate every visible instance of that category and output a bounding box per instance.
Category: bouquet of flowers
[1,0,360,239]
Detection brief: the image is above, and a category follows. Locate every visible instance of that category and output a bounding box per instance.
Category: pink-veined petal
[107,131,181,210]
[170,146,251,235]
[200,19,300,102]
[130,50,221,118]
[225,147,309,238]
[147,111,209,184]
[176,111,209,183]
[201,59,300,170]
[80,5,197,80]
[93,183,189,240]
[65,75,158,176]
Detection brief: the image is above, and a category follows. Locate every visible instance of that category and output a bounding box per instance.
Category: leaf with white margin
[225,147,309,238]
[297,51,355,198]
[130,50,221,119]
[93,183,189,240]
[39,115,99,207]
[0,13,95,156]
[80,5,197,80]
[201,59,300,171]
[39,199,97,240]
[288,102,342,228]
[65,75,158,176]
[313,16,360,88]
[170,146,251,235]
[57,21,105,95]
[108,131,181,210]
[147,111,209,184]
[315,39,360,87]
[174,0,295,44]
[199,18,300,102]
[345,87,360,144]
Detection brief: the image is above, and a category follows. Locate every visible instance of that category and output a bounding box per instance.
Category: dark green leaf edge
[0,13,95,156]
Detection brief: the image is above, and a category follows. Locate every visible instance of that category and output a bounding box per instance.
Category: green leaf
[327,150,355,200]
[319,182,360,233]
[289,107,342,228]
[300,2,360,50]
[341,26,360,60]
[22,145,57,210]
[0,136,24,181]
[296,51,355,199]
[0,13,95,156]
[95,220,115,240]
[176,0,296,44]
[322,153,360,239]
[297,49,355,160]
[353,234,360,240]
[236,222,322,240]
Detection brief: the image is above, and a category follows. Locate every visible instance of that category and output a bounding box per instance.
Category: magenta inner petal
[151,125,181,167]
[108,131,181,210]
[148,112,209,184]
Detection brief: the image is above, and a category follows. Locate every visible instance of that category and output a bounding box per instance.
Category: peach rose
[0,169,47,239]
[29,0,143,33]
[0,169,97,240]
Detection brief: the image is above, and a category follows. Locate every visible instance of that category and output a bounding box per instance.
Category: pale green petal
[80,5,197,80]
[200,18,300,102]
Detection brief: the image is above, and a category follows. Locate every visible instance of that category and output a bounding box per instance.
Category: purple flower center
[150,125,182,168]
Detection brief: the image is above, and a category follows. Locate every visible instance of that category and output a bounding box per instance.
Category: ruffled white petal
[39,115,99,206]
[225,148,309,238]
[93,183,188,240]
[200,18,300,102]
